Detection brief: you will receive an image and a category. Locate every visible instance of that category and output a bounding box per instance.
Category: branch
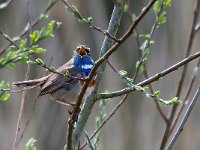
[98,51,200,100]
[0,0,14,9]
[71,0,158,125]
[169,58,200,134]
[69,1,126,149]
[126,0,167,123]
[60,0,120,43]
[12,1,32,149]
[80,94,129,149]
[68,0,159,149]
[160,0,200,148]
[166,86,200,150]
[79,51,200,149]
[0,0,59,55]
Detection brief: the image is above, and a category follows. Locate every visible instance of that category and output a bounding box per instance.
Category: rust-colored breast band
[80,80,96,87]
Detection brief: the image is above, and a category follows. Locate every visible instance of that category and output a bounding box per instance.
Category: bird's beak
[78,47,87,57]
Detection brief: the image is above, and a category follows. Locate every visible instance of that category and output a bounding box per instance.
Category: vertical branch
[160,0,200,149]
[0,0,59,55]
[71,1,125,149]
[166,86,200,149]
[12,1,32,149]
[169,58,200,135]
[126,0,167,123]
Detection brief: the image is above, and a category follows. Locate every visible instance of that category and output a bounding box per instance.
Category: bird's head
[73,45,94,77]
[75,45,91,57]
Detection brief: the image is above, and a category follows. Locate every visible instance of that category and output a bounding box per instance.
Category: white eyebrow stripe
[81,64,93,69]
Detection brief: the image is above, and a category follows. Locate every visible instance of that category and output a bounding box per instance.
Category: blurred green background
[0,0,200,149]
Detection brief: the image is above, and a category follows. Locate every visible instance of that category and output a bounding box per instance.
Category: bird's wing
[39,62,81,96]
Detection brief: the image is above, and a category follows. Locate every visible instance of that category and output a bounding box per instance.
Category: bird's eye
[85,48,90,54]
[76,45,90,56]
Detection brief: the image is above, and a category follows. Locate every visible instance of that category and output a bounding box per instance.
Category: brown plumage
[13,45,96,104]
[13,59,85,104]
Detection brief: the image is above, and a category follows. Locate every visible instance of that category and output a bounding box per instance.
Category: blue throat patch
[74,54,94,78]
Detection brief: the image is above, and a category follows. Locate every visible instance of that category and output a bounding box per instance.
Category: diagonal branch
[0,0,14,9]
[68,1,125,149]
[160,0,200,148]
[69,0,158,149]
[125,0,167,123]
[98,51,200,100]
[0,0,59,55]
[166,86,200,150]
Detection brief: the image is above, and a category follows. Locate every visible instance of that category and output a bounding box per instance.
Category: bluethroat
[13,45,96,105]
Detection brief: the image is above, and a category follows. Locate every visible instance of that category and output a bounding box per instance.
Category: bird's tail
[13,75,50,88]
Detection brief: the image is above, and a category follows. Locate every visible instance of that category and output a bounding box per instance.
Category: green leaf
[125,77,133,83]
[124,3,128,12]
[95,117,101,128]
[158,11,167,24]
[30,31,39,44]
[47,20,56,31]
[71,5,80,14]
[164,0,172,8]
[5,63,16,69]
[35,58,44,65]
[50,67,56,72]
[150,40,155,45]
[6,51,17,60]
[40,13,49,20]
[86,17,93,23]
[25,138,37,150]
[10,45,18,50]
[153,91,160,98]
[118,70,128,77]
[153,1,160,15]
[65,70,71,77]
[0,92,10,103]
[135,61,144,75]
[144,34,150,39]
[26,60,37,65]
[38,27,46,38]
[171,97,182,104]
[143,48,149,60]
[55,22,62,29]
[135,85,143,91]
[20,39,27,51]
[0,81,10,103]
[0,58,5,65]
[0,81,10,89]
[140,40,148,51]
[34,48,47,55]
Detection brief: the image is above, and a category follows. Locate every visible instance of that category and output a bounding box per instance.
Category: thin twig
[70,1,127,149]
[97,51,200,100]
[12,65,31,150]
[0,0,59,55]
[16,57,54,146]
[60,0,120,43]
[0,29,20,49]
[0,0,14,9]
[169,58,200,134]
[12,2,32,149]
[160,0,200,148]
[126,0,167,123]
[70,1,165,149]
[166,86,200,150]
[80,94,129,149]
[80,51,200,149]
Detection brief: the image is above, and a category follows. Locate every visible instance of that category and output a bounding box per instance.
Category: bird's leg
[54,99,75,114]
[54,99,80,121]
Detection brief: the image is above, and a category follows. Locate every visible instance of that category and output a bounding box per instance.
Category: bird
[13,45,96,106]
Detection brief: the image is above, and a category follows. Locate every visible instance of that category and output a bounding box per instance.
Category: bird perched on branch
[13,45,96,105]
